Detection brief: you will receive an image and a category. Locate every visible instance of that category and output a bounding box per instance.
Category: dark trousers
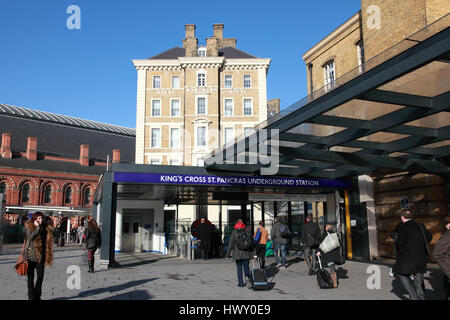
[235,260,250,286]
[255,244,266,269]
[397,272,425,300]
[27,261,45,300]
[304,247,317,271]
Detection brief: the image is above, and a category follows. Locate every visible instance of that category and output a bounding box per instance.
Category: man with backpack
[301,214,321,275]
[271,218,290,269]
[226,219,254,287]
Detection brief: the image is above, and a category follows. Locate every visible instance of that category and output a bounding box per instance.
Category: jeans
[397,272,425,300]
[235,260,250,286]
[27,261,45,300]
[304,247,317,271]
[273,243,287,267]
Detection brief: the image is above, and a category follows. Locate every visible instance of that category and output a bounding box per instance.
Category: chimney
[206,37,218,57]
[213,23,224,39]
[80,144,89,166]
[26,137,37,161]
[1,133,12,158]
[112,149,121,163]
[183,24,198,57]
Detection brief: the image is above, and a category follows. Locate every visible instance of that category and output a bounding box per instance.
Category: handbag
[15,239,29,276]
[319,232,340,254]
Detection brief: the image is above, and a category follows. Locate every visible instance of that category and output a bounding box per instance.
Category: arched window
[83,188,91,205]
[21,184,30,203]
[0,182,6,196]
[64,186,72,204]
[44,185,52,204]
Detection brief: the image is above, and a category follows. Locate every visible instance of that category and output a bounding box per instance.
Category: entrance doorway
[122,214,143,252]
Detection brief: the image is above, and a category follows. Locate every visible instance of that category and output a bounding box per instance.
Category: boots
[88,260,94,273]
[330,272,338,288]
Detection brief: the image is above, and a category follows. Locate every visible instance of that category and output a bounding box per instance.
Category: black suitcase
[316,256,333,289]
[251,258,268,290]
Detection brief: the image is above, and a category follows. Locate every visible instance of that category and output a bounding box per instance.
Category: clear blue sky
[0,0,361,129]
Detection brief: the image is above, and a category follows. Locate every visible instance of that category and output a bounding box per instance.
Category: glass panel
[123,222,129,234]
[197,98,206,114]
[133,223,139,233]
[22,184,30,203]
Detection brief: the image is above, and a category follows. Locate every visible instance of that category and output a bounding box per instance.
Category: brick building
[0,103,135,242]
[301,0,449,259]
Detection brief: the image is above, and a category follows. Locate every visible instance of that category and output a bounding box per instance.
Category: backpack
[280,224,291,238]
[235,228,254,251]
[253,228,262,245]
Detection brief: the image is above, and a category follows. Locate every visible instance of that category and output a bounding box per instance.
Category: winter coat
[301,221,321,248]
[432,230,450,279]
[393,220,432,275]
[271,220,288,245]
[226,225,254,261]
[317,229,341,267]
[85,226,102,251]
[198,222,212,251]
[24,220,54,266]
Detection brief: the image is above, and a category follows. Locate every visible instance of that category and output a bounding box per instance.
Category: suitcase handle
[317,255,323,270]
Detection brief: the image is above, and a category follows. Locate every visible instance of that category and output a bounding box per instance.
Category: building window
[170,159,180,166]
[244,127,254,137]
[171,99,180,117]
[172,76,180,89]
[243,99,253,116]
[170,128,180,148]
[224,99,233,116]
[198,47,206,57]
[0,182,6,196]
[151,128,161,148]
[64,186,72,204]
[323,60,335,89]
[83,188,91,205]
[150,159,161,165]
[197,126,206,147]
[224,75,233,88]
[153,75,161,89]
[151,100,161,117]
[224,127,234,144]
[21,184,30,203]
[197,73,206,87]
[196,158,204,167]
[243,75,251,88]
[357,41,365,70]
[43,185,52,204]
[197,97,206,115]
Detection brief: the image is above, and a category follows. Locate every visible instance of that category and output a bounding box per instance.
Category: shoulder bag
[15,238,29,276]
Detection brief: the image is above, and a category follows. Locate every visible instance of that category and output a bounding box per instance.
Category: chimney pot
[80,144,89,166]
[213,23,224,39]
[112,149,121,163]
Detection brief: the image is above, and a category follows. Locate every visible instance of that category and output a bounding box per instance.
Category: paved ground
[0,242,447,300]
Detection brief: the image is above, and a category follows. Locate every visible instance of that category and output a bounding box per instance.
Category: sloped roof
[148,46,257,59]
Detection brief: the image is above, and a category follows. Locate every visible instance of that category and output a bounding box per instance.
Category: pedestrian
[84,218,102,273]
[301,213,321,275]
[23,212,54,300]
[316,224,341,288]
[271,218,289,269]
[226,219,254,287]
[77,225,84,246]
[432,216,450,300]
[197,218,212,260]
[253,221,269,269]
[393,210,432,300]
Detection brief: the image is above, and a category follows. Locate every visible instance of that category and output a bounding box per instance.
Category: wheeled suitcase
[250,258,268,290]
[316,256,333,289]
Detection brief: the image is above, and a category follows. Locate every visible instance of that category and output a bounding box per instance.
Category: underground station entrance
[94,21,449,268]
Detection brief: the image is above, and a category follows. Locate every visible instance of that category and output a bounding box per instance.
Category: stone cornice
[223,58,271,70]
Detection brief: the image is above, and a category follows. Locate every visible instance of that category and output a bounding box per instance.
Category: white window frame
[170,127,180,149]
[243,98,253,116]
[153,75,161,89]
[170,99,180,117]
[172,75,180,89]
[196,158,205,167]
[224,75,233,88]
[198,47,206,57]
[323,60,335,89]
[196,125,207,147]
[196,96,208,115]
[150,159,161,165]
[151,99,161,117]
[243,74,252,88]
[169,158,181,166]
[150,128,161,148]
[224,98,234,116]
[197,72,206,87]
[224,127,235,145]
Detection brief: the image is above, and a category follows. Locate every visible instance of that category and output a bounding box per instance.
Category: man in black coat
[301,214,321,275]
[393,210,432,300]
[198,218,212,260]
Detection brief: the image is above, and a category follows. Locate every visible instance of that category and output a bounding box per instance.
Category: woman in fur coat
[23,212,54,300]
